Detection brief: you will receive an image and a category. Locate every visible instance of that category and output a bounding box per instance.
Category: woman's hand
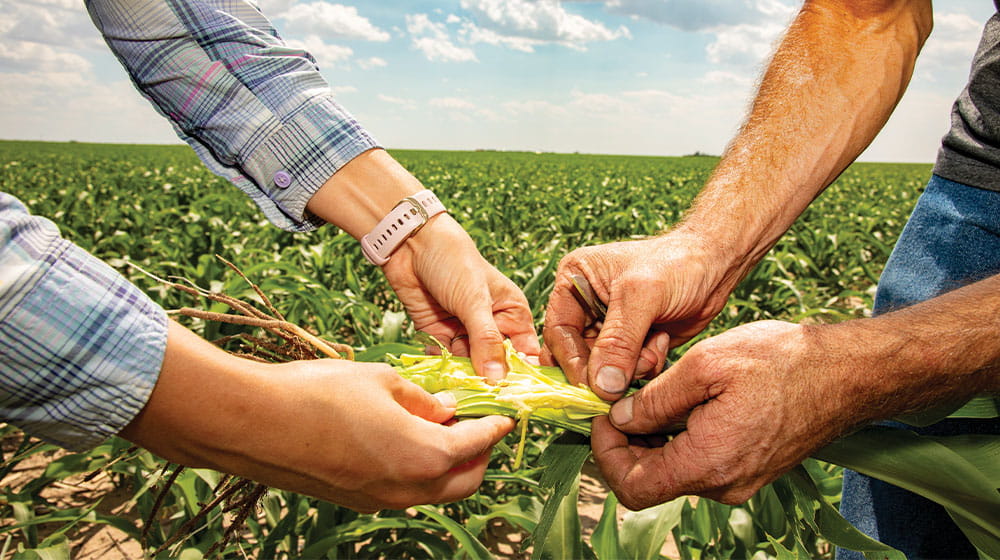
[121,320,515,512]
[382,215,540,381]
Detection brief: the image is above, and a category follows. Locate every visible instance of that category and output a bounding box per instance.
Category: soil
[1,448,680,559]
[0,447,143,559]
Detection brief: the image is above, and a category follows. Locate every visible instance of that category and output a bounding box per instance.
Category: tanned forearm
[676,0,933,290]
[824,272,1000,423]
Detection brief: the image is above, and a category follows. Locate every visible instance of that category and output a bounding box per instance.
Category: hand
[305,149,540,381]
[591,320,855,509]
[542,232,737,400]
[121,320,516,512]
[383,215,540,381]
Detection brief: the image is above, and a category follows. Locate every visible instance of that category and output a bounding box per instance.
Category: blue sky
[0,0,995,162]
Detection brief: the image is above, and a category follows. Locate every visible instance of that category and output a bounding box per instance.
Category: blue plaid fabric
[0,194,167,450]
[85,0,381,232]
[0,1,377,450]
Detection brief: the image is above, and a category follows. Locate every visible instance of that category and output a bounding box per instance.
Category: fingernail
[610,397,634,426]
[596,366,628,394]
[524,355,541,366]
[483,361,505,383]
[434,391,457,409]
[656,333,670,357]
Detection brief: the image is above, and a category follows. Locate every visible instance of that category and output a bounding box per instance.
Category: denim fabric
[836,175,1000,560]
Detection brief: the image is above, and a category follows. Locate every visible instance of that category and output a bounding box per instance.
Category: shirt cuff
[236,95,381,232]
[0,209,167,451]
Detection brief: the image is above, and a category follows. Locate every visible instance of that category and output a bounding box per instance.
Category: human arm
[120,319,514,512]
[0,191,513,511]
[592,272,1000,509]
[542,0,933,399]
[85,0,540,375]
[306,149,540,381]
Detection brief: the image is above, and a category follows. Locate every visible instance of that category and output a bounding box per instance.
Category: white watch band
[360,190,447,266]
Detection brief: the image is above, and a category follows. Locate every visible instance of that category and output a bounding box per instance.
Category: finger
[393,377,457,425]
[542,324,591,386]
[542,275,593,385]
[385,450,494,508]
[634,330,671,379]
[506,328,542,363]
[427,451,494,504]
[606,363,708,435]
[587,293,660,401]
[441,415,516,466]
[493,290,542,360]
[441,275,510,382]
[590,416,677,510]
[450,333,471,357]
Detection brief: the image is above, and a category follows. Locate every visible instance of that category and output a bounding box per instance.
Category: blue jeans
[836,175,1000,559]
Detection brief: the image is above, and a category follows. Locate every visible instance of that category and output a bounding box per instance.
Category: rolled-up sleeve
[0,193,167,451]
[85,0,380,232]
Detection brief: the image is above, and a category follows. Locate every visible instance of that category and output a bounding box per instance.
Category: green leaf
[536,474,585,560]
[530,432,591,558]
[298,516,442,558]
[10,538,70,560]
[619,496,685,560]
[590,492,624,560]
[412,505,493,560]
[465,495,542,536]
[815,426,1000,557]
[783,465,904,560]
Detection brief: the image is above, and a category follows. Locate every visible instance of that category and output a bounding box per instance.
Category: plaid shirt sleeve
[0,193,167,451]
[85,0,381,232]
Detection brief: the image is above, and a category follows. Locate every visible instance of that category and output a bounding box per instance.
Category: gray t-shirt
[933,4,1000,191]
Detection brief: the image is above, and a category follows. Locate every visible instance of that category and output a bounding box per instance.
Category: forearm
[677,0,932,288]
[119,320,278,471]
[824,273,1000,424]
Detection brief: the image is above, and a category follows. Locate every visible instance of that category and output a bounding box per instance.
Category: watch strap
[360,190,447,265]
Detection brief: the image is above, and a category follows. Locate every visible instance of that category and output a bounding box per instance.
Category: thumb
[607,365,704,435]
[587,294,659,401]
[394,379,458,425]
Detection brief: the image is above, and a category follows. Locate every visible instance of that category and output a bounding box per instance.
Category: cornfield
[0,139,994,559]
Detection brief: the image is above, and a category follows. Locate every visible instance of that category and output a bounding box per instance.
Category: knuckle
[476,326,505,347]
[596,330,645,359]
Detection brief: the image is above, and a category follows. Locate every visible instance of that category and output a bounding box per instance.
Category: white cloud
[0,71,177,144]
[357,56,388,70]
[1,2,105,50]
[458,21,543,53]
[283,35,354,68]
[406,14,478,62]
[428,96,502,122]
[597,0,794,32]
[705,21,784,67]
[279,3,391,42]
[459,0,630,49]
[330,85,358,96]
[430,97,478,110]
[0,41,92,73]
[378,94,416,108]
[915,11,986,85]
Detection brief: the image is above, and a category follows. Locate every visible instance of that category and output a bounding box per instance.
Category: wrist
[306,148,426,240]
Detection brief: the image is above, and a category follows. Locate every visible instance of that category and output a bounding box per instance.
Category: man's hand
[590,320,852,509]
[542,232,737,401]
[121,320,516,513]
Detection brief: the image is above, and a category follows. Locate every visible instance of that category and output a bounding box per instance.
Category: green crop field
[0,139,939,559]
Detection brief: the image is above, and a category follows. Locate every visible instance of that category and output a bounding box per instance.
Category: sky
[0,0,995,163]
